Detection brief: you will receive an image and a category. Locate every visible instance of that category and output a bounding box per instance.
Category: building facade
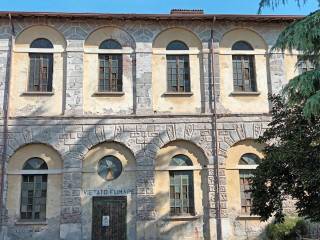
[0,10,301,240]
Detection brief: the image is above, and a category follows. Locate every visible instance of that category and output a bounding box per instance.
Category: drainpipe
[0,13,14,231]
[210,16,223,240]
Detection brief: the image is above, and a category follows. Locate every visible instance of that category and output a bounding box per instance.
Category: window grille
[20,158,48,221]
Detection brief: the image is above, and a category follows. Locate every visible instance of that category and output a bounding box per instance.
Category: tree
[251,95,320,222]
[259,0,320,118]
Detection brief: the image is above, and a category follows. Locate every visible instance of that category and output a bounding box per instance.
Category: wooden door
[92,196,127,240]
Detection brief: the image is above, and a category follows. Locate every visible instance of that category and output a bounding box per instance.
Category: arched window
[239,153,260,214]
[232,41,253,51]
[232,41,257,92]
[166,40,190,92]
[28,38,54,92]
[99,39,122,50]
[30,38,54,49]
[98,39,123,92]
[20,158,48,220]
[166,40,189,51]
[169,155,194,216]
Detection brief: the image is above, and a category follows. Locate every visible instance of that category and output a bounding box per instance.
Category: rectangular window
[99,54,122,92]
[169,171,194,216]
[167,55,190,92]
[20,175,47,220]
[28,53,53,92]
[298,59,315,74]
[240,170,253,214]
[232,55,256,92]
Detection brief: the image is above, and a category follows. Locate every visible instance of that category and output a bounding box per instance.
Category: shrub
[265,217,307,240]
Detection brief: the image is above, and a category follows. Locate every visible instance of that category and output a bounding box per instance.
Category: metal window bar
[20,174,47,220]
[167,55,190,92]
[99,54,122,92]
[28,53,53,92]
[240,170,254,214]
[232,55,256,92]
[169,171,194,216]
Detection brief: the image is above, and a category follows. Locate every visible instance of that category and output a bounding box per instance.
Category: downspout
[210,16,223,240]
[0,13,14,230]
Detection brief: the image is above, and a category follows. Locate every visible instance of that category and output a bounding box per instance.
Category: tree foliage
[258,0,320,13]
[251,95,320,222]
[259,0,320,117]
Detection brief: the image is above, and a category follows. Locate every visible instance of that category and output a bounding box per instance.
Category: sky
[0,0,318,15]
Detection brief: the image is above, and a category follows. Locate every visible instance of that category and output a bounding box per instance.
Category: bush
[265,217,307,240]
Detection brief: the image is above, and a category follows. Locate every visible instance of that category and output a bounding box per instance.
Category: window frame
[28,53,54,92]
[231,41,257,93]
[28,38,54,93]
[20,158,48,222]
[98,54,123,92]
[237,153,261,215]
[168,154,195,216]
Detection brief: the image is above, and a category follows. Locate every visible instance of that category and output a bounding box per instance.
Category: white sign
[102,216,110,227]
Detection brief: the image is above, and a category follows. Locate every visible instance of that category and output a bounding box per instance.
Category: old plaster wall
[6,144,62,240]
[219,28,269,114]
[152,28,203,114]
[10,26,66,117]
[83,26,135,115]
[154,140,208,240]
[81,141,137,240]
[0,15,298,240]
[224,139,267,240]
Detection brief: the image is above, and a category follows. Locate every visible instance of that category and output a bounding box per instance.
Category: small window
[166,40,189,51]
[232,55,256,92]
[169,155,194,216]
[167,55,190,92]
[30,38,53,49]
[232,41,254,51]
[99,39,122,50]
[20,158,48,221]
[298,58,315,74]
[97,156,123,181]
[239,153,261,214]
[99,54,122,92]
[28,38,54,92]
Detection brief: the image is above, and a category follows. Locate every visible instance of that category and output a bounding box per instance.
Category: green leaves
[283,70,320,117]
[251,95,320,222]
[258,0,319,13]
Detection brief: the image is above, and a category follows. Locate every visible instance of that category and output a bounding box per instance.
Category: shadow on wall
[4,110,213,240]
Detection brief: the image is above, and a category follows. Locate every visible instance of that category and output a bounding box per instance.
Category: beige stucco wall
[154,140,207,240]
[219,29,269,114]
[152,28,203,114]
[285,53,299,81]
[225,139,266,239]
[83,26,134,115]
[7,144,62,225]
[81,142,137,240]
[83,53,133,115]
[10,26,66,117]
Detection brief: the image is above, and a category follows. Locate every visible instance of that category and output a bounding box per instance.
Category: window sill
[15,220,48,225]
[21,92,54,96]
[230,91,261,96]
[237,215,261,220]
[165,215,200,221]
[93,92,125,97]
[162,92,194,97]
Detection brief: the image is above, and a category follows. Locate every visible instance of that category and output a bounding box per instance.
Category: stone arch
[220,27,268,51]
[152,27,202,50]
[217,122,267,160]
[156,139,208,167]
[15,25,66,50]
[85,25,136,50]
[8,142,63,171]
